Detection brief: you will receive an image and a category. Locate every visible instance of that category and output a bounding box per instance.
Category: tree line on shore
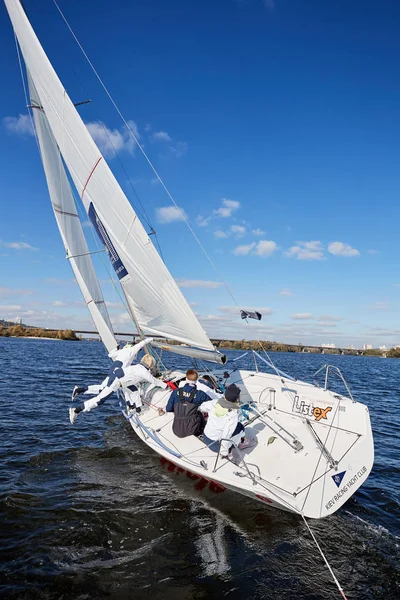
[2,325,399,357]
[0,324,79,341]
[210,339,400,358]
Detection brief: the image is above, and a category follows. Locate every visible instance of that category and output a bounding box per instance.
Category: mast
[5,0,224,361]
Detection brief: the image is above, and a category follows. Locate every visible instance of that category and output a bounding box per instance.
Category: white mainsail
[5,0,215,352]
[27,72,118,353]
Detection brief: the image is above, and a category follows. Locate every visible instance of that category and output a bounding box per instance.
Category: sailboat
[5,0,374,520]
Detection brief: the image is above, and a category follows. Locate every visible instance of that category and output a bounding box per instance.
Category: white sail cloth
[27,72,117,352]
[5,0,214,351]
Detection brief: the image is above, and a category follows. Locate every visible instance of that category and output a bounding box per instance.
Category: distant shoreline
[9,335,63,341]
[0,325,79,341]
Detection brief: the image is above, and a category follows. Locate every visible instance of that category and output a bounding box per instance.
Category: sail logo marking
[332,471,346,487]
[88,203,128,280]
[325,466,367,512]
[292,396,333,421]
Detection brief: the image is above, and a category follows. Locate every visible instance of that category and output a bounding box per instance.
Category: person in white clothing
[71,337,154,400]
[69,354,174,424]
[200,384,250,457]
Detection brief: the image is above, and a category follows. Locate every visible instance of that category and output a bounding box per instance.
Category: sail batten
[6,0,214,352]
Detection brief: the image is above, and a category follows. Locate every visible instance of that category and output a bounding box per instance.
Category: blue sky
[1,0,400,348]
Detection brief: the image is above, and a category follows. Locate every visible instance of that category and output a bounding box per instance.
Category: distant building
[348,345,355,350]
[379,345,387,350]
[322,343,336,349]
[363,344,373,350]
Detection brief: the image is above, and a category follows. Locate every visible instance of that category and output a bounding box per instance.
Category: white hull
[123,368,374,519]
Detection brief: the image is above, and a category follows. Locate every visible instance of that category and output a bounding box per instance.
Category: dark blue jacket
[166,383,209,412]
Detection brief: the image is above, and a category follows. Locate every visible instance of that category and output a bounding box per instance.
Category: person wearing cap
[200,384,250,457]
[69,353,175,424]
[71,337,154,401]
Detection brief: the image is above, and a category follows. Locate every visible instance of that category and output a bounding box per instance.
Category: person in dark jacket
[162,369,209,438]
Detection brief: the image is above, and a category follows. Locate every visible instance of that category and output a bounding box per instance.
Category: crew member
[71,337,154,401]
[69,353,175,424]
[200,384,251,458]
[161,369,210,438]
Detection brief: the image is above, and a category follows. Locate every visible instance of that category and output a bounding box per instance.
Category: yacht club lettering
[292,396,332,421]
[325,466,368,511]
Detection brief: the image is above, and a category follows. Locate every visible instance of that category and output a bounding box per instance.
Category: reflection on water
[0,338,399,599]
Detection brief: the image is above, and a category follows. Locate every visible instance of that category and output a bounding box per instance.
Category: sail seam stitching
[81,157,102,200]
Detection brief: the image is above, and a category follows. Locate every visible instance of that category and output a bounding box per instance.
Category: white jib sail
[6,0,215,352]
[27,72,117,353]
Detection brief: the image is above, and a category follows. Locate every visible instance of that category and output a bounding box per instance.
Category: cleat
[69,407,78,425]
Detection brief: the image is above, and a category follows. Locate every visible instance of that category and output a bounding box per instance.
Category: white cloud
[370,302,389,311]
[254,240,278,257]
[214,198,240,218]
[105,301,125,309]
[156,206,187,223]
[175,279,223,289]
[3,241,38,251]
[151,130,172,142]
[231,225,246,238]
[43,278,76,285]
[169,141,188,158]
[196,198,240,230]
[110,312,134,327]
[0,304,22,311]
[233,242,256,256]
[286,241,325,261]
[166,140,186,156]
[196,215,211,227]
[328,241,360,257]
[86,119,139,159]
[52,301,66,307]
[368,249,378,255]
[292,313,315,320]
[0,287,33,297]
[318,315,343,322]
[3,114,34,137]
[252,228,265,236]
[215,230,228,238]
[280,288,293,296]
[233,240,278,257]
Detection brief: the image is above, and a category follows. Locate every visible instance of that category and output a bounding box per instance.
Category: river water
[0,337,399,599]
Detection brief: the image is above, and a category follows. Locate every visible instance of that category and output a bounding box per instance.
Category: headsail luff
[27,72,118,353]
[5,0,215,352]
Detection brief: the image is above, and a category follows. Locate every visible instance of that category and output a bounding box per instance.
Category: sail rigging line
[66,249,106,259]
[66,65,165,261]
[51,0,289,364]
[300,398,342,516]
[51,0,239,309]
[13,32,40,155]
[301,514,349,600]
